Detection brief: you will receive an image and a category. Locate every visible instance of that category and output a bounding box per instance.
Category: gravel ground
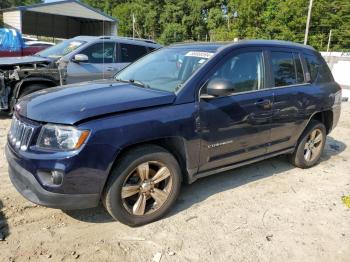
[0,103,349,262]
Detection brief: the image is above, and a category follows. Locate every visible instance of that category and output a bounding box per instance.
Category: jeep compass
[5,40,342,226]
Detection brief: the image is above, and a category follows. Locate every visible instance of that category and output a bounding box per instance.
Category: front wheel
[103,145,182,226]
[289,120,326,168]
[7,83,49,116]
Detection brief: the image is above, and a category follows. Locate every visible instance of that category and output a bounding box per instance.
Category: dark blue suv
[5,40,342,226]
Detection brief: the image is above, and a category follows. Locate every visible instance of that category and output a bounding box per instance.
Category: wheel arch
[293,110,333,154]
[15,77,59,98]
[104,137,194,192]
[309,110,333,134]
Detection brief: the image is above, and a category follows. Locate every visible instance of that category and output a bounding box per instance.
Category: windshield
[115,47,214,92]
[37,39,86,58]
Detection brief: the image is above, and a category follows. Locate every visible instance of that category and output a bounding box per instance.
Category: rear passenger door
[117,43,148,71]
[267,49,312,153]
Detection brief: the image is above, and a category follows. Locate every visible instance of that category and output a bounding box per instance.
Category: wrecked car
[0,56,62,114]
[0,36,161,114]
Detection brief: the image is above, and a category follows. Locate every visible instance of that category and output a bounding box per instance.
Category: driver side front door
[198,48,274,173]
[66,42,116,84]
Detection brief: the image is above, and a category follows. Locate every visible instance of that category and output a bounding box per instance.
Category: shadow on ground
[64,137,346,224]
[0,112,10,120]
[322,136,347,160]
[0,200,9,240]
[63,204,114,223]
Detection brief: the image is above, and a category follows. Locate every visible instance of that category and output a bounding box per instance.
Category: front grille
[8,116,35,151]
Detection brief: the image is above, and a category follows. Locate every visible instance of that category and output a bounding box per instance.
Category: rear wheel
[103,145,182,226]
[289,120,326,168]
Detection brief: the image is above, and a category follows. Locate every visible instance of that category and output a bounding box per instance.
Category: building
[0,0,117,39]
[321,51,350,99]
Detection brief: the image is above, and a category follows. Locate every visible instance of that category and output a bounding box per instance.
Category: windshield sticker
[185,51,213,59]
[70,41,83,48]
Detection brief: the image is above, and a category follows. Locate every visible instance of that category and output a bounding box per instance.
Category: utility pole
[132,13,135,39]
[227,14,230,30]
[327,29,333,52]
[304,0,313,45]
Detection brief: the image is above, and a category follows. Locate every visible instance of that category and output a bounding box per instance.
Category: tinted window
[148,47,157,52]
[120,44,147,63]
[295,54,304,83]
[305,54,319,82]
[210,51,264,93]
[80,42,115,64]
[271,52,305,87]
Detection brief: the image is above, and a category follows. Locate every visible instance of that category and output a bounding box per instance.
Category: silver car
[39,36,161,84]
[0,36,161,114]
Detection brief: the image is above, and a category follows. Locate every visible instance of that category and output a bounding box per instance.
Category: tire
[103,145,182,226]
[289,120,327,168]
[19,84,49,98]
[7,84,49,116]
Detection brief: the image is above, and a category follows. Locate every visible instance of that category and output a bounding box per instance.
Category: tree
[2,0,349,50]
[159,23,186,45]
[1,0,41,9]
[1,0,42,26]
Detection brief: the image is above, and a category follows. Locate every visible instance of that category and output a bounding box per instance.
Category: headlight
[37,124,90,151]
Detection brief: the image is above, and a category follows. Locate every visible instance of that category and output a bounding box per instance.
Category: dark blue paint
[17,80,175,125]
[5,40,342,209]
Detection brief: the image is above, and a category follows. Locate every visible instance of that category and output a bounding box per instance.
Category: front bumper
[5,145,100,210]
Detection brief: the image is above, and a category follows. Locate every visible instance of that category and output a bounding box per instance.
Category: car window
[119,43,148,63]
[80,42,115,64]
[115,48,214,92]
[294,53,305,83]
[210,51,264,93]
[271,51,306,87]
[304,54,320,82]
[147,47,157,52]
[37,39,85,58]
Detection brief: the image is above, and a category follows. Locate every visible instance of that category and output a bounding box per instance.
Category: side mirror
[72,54,89,63]
[204,78,235,98]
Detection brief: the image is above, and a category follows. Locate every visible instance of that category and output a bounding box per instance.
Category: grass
[342,196,350,208]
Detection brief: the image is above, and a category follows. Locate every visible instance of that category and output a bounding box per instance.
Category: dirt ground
[0,104,350,262]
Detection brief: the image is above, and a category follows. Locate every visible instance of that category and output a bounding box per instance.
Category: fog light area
[37,170,64,186]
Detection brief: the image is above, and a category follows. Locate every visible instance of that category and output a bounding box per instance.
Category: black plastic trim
[5,145,100,210]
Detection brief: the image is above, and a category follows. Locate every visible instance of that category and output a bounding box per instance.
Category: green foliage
[159,23,186,45]
[2,0,350,51]
[0,0,41,9]
[0,0,42,26]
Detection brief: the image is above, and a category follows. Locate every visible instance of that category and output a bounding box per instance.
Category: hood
[0,55,51,66]
[16,80,176,125]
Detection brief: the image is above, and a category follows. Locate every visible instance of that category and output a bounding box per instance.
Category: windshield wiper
[115,78,130,84]
[129,79,149,88]
[115,78,149,88]
[175,83,184,92]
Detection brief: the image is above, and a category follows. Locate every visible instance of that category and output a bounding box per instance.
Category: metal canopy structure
[1,0,117,39]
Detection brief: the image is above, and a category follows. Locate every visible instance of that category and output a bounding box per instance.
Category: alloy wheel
[304,128,323,162]
[121,161,173,216]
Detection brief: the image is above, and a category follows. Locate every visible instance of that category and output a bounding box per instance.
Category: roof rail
[99,36,157,44]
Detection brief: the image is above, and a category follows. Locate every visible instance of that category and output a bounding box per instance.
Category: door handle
[106,67,116,72]
[255,99,272,110]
